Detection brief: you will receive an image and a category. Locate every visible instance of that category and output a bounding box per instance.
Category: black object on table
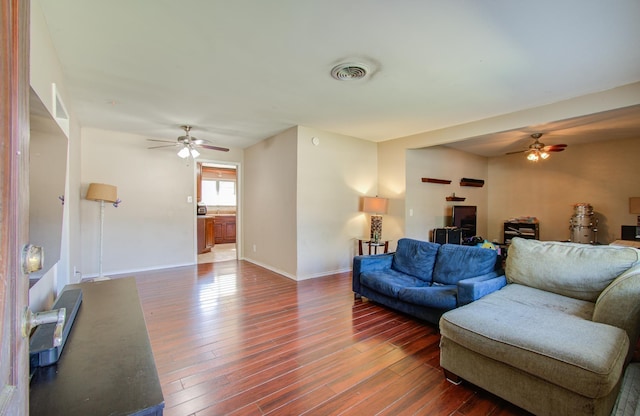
[621,225,640,241]
[30,288,83,373]
[30,277,164,416]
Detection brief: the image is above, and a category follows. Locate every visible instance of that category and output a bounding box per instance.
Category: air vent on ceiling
[330,63,369,81]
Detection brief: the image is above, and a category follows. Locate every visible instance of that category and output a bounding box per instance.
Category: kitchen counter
[197,213,236,218]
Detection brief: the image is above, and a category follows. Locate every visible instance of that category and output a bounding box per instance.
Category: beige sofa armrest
[593,264,640,361]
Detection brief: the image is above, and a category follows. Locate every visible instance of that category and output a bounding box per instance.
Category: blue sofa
[352,238,506,325]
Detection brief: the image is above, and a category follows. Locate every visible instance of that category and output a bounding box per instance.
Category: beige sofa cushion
[593,264,640,356]
[506,238,639,302]
[440,284,629,399]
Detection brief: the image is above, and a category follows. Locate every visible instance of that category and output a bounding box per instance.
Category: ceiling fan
[148,125,229,158]
[506,133,567,161]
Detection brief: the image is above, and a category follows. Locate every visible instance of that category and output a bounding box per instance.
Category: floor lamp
[86,183,118,279]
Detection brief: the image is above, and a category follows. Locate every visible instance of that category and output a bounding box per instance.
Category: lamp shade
[630,197,640,214]
[86,183,118,203]
[362,196,388,214]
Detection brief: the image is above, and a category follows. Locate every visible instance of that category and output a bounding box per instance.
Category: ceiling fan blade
[545,144,567,152]
[147,138,177,144]
[148,144,180,149]
[152,126,230,154]
[505,149,527,155]
[192,138,215,145]
[199,144,230,152]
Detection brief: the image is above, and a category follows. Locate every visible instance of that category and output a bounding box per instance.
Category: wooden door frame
[0,0,31,414]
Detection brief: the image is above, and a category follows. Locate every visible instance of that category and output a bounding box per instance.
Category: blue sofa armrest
[352,253,394,293]
[456,272,507,306]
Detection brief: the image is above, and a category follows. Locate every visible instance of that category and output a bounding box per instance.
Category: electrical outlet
[252,244,257,253]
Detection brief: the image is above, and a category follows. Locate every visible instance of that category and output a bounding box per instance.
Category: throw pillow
[432,244,498,285]
[391,238,439,283]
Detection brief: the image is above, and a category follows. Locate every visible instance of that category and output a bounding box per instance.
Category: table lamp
[362,196,388,243]
[86,183,118,278]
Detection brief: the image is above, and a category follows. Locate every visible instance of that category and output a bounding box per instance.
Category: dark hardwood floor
[129,260,530,416]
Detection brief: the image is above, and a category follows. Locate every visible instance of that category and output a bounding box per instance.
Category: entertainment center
[433,205,477,245]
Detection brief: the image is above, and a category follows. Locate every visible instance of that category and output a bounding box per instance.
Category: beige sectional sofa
[440,237,640,416]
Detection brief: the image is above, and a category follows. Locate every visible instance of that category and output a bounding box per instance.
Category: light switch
[187,196,193,203]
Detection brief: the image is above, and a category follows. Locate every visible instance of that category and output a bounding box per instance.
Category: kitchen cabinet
[214,215,236,244]
[197,216,215,253]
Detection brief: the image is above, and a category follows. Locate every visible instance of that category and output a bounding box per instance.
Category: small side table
[358,239,389,255]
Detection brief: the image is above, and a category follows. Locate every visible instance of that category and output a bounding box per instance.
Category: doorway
[196,162,238,264]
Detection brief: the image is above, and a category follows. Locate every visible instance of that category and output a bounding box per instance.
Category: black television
[452,205,477,238]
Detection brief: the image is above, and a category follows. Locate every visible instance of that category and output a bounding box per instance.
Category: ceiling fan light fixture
[526,149,550,162]
[177,146,190,158]
[190,147,200,158]
[505,132,565,161]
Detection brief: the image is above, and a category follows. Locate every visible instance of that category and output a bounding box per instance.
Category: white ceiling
[37,0,640,155]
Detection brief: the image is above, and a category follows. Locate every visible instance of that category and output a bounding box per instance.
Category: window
[200,165,237,206]
[201,179,236,206]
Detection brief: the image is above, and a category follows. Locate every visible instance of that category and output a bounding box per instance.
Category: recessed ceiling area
[36,1,640,150]
[443,104,640,157]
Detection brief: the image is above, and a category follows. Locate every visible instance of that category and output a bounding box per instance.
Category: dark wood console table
[358,239,389,255]
[30,277,164,415]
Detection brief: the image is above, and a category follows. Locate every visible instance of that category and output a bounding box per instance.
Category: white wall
[389,135,640,247]
[243,126,378,280]
[80,127,243,276]
[296,126,378,279]
[488,136,640,244]
[243,127,298,277]
[405,147,488,242]
[29,117,67,281]
[30,0,66,118]
[29,0,81,310]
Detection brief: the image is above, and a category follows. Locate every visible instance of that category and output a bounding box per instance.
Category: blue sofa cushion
[433,244,498,285]
[361,269,429,298]
[391,238,439,283]
[398,284,458,309]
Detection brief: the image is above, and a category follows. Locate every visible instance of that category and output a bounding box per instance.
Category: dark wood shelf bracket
[460,178,485,187]
[422,177,452,184]
[446,193,466,201]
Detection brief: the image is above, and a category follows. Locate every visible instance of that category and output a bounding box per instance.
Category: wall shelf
[460,178,485,187]
[422,177,451,184]
[446,193,465,201]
